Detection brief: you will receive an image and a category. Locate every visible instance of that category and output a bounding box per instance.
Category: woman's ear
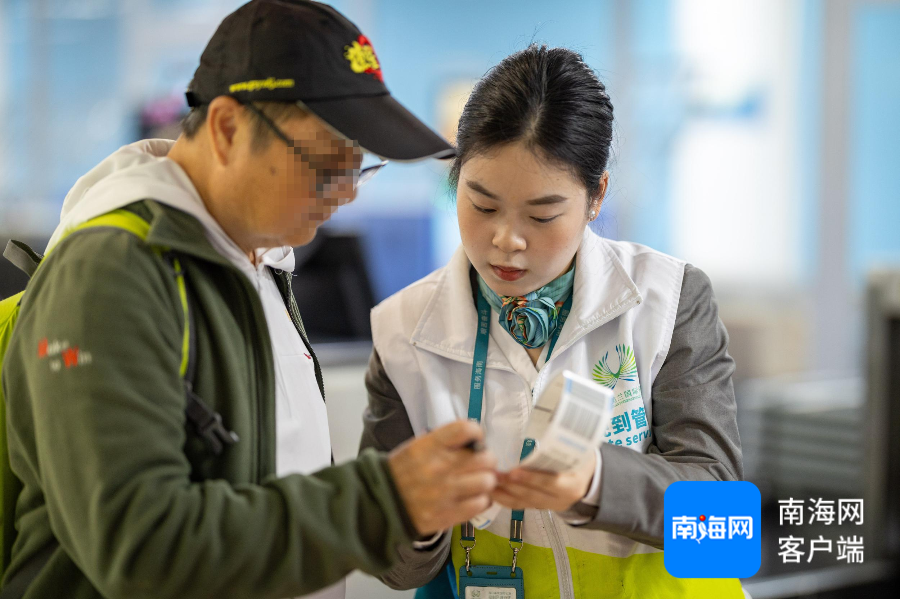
[589,171,609,221]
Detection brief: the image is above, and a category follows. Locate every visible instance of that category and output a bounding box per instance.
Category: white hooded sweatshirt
[49,139,342,598]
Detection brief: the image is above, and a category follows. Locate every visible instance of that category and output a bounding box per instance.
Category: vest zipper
[525,380,575,598]
[525,294,643,600]
[542,510,575,598]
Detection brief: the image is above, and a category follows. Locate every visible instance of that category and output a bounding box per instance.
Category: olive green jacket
[1,200,415,597]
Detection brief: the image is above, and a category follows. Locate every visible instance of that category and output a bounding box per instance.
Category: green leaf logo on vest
[592,344,637,389]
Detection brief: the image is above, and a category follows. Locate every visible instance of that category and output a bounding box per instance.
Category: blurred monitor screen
[291,231,375,343]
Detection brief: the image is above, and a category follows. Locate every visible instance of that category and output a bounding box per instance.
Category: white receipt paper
[519,369,614,472]
[470,370,614,529]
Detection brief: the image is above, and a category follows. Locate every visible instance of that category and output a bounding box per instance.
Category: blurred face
[206,98,362,249]
[457,141,605,296]
[268,119,361,247]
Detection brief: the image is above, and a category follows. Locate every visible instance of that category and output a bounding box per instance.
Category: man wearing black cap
[0,1,496,597]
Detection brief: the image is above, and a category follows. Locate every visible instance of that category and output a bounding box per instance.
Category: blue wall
[849,4,900,280]
[5,1,125,203]
[797,0,824,282]
[615,0,679,254]
[357,0,615,132]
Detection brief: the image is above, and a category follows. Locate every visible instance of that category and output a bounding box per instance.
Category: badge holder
[457,522,525,599]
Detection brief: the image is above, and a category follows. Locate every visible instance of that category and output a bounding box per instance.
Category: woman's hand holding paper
[491,448,597,512]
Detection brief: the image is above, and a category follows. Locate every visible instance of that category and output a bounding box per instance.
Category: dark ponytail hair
[449,45,614,205]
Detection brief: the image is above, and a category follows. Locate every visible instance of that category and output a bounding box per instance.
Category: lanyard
[462,288,574,571]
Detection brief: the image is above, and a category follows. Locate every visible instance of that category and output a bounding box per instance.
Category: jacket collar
[143,200,236,268]
[410,228,643,367]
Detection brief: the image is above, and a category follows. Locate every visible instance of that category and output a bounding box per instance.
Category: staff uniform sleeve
[562,264,743,548]
[3,231,415,598]
[359,349,452,590]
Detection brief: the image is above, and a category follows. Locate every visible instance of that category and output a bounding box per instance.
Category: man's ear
[206,96,244,166]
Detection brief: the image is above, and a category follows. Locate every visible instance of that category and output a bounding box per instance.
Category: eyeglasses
[242,102,388,190]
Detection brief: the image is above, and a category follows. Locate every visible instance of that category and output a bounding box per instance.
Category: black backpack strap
[162,252,238,455]
[3,241,43,279]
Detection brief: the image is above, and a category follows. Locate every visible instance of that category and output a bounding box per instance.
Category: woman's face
[457,141,604,296]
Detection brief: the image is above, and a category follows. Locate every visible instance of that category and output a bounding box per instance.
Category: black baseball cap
[185,0,455,161]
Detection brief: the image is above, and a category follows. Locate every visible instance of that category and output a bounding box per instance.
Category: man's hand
[491,449,596,512]
[387,420,497,536]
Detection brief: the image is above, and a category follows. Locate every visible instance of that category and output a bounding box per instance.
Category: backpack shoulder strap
[57,209,237,455]
[2,242,43,279]
[70,209,151,243]
[162,252,238,455]
[4,208,151,282]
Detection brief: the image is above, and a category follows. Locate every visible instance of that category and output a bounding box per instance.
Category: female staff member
[359,45,744,599]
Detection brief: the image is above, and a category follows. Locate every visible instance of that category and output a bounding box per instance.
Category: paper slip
[470,370,613,529]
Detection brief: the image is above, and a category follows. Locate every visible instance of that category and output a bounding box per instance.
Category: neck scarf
[477,265,575,349]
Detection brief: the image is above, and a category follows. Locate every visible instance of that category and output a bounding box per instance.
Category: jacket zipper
[235,272,267,484]
[277,271,326,402]
[275,270,337,465]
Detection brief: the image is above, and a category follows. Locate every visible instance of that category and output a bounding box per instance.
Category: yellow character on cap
[343,35,383,82]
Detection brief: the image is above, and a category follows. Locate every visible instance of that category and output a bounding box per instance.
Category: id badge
[458,565,525,599]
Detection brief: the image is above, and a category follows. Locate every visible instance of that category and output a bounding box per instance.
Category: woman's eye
[532,215,560,224]
[472,203,496,214]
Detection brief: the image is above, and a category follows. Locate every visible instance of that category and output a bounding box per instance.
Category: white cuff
[411,530,445,550]
[560,447,603,526]
[581,447,603,507]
